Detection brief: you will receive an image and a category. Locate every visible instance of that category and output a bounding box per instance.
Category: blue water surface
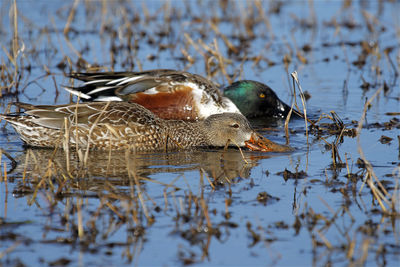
[0,1,399,266]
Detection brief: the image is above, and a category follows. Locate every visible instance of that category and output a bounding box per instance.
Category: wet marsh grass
[0,0,399,266]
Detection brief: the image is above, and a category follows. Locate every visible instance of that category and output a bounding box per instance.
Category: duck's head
[202,113,292,152]
[223,80,297,119]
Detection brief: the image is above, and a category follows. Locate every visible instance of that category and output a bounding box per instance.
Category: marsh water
[0,1,399,266]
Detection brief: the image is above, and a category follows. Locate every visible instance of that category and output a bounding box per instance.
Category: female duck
[1,102,291,152]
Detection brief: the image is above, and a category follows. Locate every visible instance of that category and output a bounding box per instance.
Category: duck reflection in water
[11,148,276,196]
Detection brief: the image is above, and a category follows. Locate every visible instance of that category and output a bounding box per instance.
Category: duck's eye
[259,93,265,98]
[231,123,240,129]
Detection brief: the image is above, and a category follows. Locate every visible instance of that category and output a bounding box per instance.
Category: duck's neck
[223,82,254,116]
[163,120,209,150]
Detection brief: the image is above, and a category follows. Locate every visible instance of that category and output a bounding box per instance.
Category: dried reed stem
[291,71,309,145]
[105,201,124,220]
[125,151,152,223]
[229,140,249,164]
[200,198,212,229]
[64,0,79,36]
[22,150,30,184]
[12,0,19,71]
[213,39,231,84]
[77,197,84,239]
[0,241,21,259]
[209,22,238,54]
[3,161,7,182]
[284,103,294,145]
[315,229,333,249]
[83,101,111,166]
[63,117,70,173]
[201,168,215,190]
[356,85,392,212]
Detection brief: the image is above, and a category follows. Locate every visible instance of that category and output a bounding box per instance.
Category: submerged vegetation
[0,0,399,266]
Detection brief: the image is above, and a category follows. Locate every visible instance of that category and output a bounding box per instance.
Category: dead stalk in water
[254,0,274,39]
[0,241,21,260]
[315,229,333,249]
[200,168,215,190]
[125,150,152,223]
[184,33,207,60]
[22,149,30,184]
[291,71,309,144]
[63,117,70,173]
[12,0,20,75]
[356,85,393,212]
[228,140,249,164]
[3,161,7,184]
[0,149,17,175]
[209,22,238,54]
[201,197,212,229]
[284,103,294,145]
[105,201,124,220]
[77,197,84,239]
[64,0,79,36]
[83,101,111,166]
[384,48,399,78]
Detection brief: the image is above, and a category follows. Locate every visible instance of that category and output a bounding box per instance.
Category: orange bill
[245,133,293,152]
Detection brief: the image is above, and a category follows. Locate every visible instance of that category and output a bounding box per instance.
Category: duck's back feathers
[66,70,240,120]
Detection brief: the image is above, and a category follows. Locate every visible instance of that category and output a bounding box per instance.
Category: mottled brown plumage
[1,102,291,152]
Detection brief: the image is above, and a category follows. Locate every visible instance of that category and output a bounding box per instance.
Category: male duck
[1,102,291,152]
[65,69,299,121]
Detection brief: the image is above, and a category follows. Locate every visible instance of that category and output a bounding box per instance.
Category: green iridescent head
[223,80,294,118]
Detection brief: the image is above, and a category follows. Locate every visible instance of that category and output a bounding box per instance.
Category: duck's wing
[65,70,225,104]
[6,102,158,130]
[0,102,70,129]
